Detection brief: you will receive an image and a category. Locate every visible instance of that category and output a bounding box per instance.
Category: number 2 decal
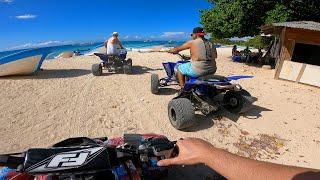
[47,152,89,168]
[26,147,104,173]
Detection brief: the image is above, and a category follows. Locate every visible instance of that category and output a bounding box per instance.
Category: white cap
[113,32,119,36]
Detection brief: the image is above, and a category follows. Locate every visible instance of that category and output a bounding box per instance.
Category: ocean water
[0,41,183,60]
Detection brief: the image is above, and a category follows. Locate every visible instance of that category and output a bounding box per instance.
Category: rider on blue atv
[92,32,132,76]
[105,32,125,55]
[168,27,217,87]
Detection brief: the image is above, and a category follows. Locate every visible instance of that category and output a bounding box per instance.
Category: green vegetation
[265,4,292,25]
[211,38,246,46]
[201,0,320,38]
[212,36,272,49]
[245,36,272,49]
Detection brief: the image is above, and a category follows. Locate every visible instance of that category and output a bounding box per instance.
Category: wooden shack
[261,21,320,87]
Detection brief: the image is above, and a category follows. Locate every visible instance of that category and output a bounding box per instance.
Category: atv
[92,49,133,76]
[0,134,176,180]
[151,54,257,130]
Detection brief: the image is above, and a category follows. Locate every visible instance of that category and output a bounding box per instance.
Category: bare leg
[177,71,185,87]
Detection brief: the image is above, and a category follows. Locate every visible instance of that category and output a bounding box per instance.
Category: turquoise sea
[0,41,183,60]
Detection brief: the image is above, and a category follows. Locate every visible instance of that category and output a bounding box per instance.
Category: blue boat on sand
[0,47,53,77]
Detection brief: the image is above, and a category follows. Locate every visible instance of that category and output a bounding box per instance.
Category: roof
[272,21,320,31]
[261,21,320,34]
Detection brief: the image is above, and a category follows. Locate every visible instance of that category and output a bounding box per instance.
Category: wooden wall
[275,27,320,87]
[275,27,320,79]
[286,28,320,45]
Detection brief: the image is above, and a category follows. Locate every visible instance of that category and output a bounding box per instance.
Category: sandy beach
[1,47,319,177]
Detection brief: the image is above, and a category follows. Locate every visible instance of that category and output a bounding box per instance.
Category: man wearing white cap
[104,32,124,55]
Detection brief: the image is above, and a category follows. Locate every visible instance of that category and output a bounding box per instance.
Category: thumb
[157,157,180,166]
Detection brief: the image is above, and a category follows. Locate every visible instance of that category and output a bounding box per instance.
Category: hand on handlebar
[179,54,191,60]
[167,49,190,60]
[168,49,178,54]
[157,138,216,166]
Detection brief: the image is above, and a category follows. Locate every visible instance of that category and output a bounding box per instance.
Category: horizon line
[0,39,187,52]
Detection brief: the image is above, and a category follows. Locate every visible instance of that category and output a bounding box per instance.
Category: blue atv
[92,49,132,76]
[151,54,256,130]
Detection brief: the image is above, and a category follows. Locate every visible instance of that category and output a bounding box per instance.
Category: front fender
[227,75,253,81]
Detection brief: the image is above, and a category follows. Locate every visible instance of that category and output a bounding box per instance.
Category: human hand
[168,49,178,54]
[157,138,216,166]
[180,54,191,60]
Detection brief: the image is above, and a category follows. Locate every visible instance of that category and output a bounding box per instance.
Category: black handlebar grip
[0,154,25,169]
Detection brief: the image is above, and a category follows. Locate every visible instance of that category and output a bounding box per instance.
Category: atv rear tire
[151,74,159,94]
[223,90,251,113]
[92,64,102,76]
[168,98,195,130]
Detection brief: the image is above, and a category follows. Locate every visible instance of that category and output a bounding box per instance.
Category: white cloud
[134,35,142,39]
[229,36,253,42]
[161,32,185,37]
[7,41,69,50]
[15,14,37,19]
[2,0,13,4]
[116,35,142,41]
[119,33,188,41]
[9,43,33,50]
[37,41,61,46]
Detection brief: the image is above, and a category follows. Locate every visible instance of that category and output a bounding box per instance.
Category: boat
[0,47,52,76]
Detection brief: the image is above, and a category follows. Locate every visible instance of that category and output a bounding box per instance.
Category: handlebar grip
[0,154,25,169]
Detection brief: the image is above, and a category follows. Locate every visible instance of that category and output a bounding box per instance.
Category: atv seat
[197,75,229,82]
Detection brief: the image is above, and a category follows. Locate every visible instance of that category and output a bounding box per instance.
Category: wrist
[201,146,220,167]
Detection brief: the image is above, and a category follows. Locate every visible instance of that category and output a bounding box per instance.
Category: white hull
[0,55,42,76]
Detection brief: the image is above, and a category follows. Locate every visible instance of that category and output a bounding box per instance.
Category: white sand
[1,47,319,173]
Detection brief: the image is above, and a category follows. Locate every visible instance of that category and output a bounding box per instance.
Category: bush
[212,35,272,49]
[245,36,272,49]
[211,38,247,46]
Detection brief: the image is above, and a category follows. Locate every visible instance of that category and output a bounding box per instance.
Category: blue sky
[0,0,212,50]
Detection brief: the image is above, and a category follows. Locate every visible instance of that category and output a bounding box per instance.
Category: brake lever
[116,138,177,160]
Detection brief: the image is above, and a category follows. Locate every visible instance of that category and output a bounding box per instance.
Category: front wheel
[168,98,195,130]
[92,63,102,76]
[223,90,251,113]
[151,74,159,94]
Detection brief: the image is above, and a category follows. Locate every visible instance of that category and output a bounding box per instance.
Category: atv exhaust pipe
[215,84,242,91]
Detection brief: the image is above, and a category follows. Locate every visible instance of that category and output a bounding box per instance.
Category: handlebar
[136,49,191,61]
[165,51,191,61]
[176,53,191,61]
[0,134,177,178]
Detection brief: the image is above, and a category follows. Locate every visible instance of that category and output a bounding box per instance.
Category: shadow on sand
[184,114,217,132]
[184,105,272,132]
[222,105,273,122]
[97,65,163,76]
[158,88,178,95]
[227,56,263,68]
[1,69,92,80]
[168,164,226,180]
[131,65,163,75]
